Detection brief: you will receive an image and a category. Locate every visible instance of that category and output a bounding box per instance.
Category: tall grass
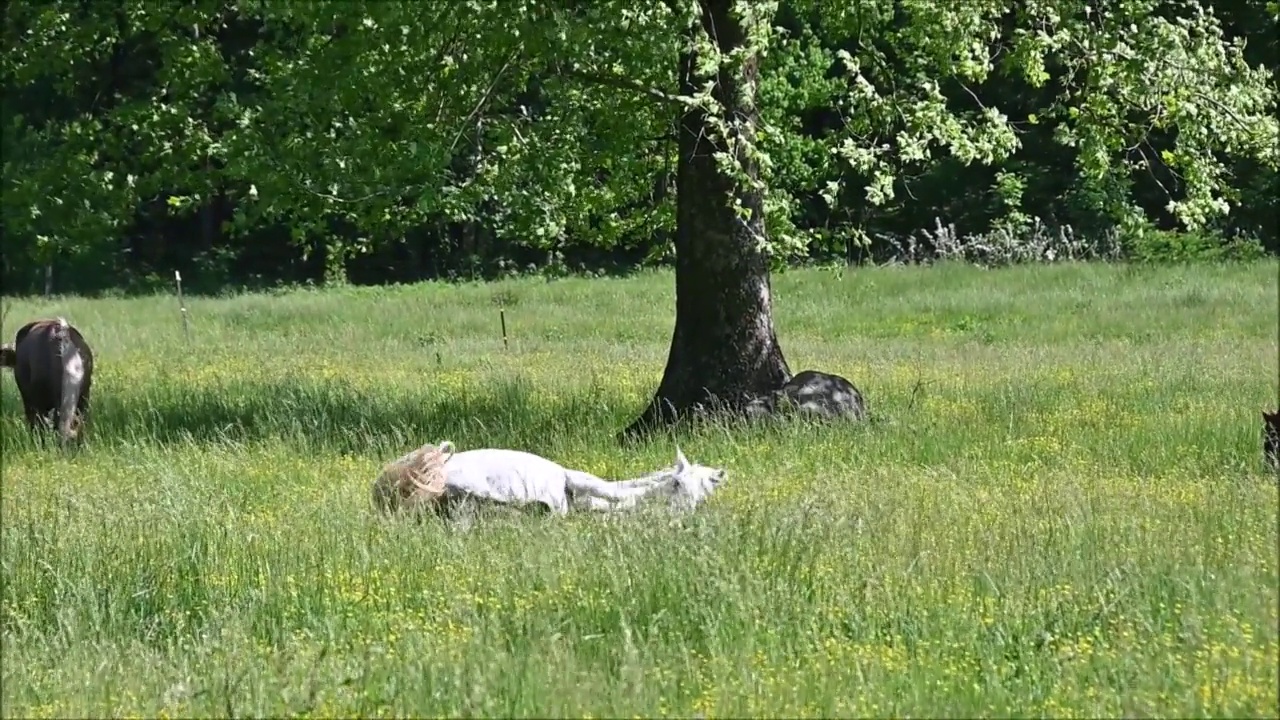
[2,262,1277,717]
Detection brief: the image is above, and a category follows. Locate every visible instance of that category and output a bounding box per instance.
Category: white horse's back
[443,448,575,514]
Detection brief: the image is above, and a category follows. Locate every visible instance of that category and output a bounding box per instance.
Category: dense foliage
[2,0,1276,295]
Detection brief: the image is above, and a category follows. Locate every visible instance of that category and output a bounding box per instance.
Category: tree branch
[449,46,522,155]
[554,63,687,106]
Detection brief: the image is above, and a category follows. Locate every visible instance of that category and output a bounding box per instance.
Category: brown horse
[1264,410,1279,471]
[1,317,95,446]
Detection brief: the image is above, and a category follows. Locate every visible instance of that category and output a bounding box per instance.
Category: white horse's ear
[674,446,689,471]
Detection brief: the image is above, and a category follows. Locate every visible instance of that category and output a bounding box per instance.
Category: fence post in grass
[174,270,190,343]
[500,307,509,351]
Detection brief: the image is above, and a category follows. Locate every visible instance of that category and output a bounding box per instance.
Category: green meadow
[2,261,1277,718]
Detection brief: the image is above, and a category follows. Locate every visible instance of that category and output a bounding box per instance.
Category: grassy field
[2,261,1278,718]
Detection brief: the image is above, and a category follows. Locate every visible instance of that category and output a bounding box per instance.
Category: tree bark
[623,0,791,439]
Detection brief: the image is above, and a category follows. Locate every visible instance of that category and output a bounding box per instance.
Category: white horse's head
[656,446,726,512]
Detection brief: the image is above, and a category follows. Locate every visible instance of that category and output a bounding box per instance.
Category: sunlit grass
[2,261,1278,717]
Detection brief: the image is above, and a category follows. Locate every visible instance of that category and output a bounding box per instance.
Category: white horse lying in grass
[372,441,726,519]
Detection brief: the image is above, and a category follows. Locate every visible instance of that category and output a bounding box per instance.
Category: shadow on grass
[0,373,898,461]
[1,376,658,457]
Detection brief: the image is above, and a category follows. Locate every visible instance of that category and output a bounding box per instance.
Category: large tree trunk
[623,0,791,439]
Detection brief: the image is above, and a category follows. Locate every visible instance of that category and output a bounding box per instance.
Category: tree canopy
[1,0,1276,293]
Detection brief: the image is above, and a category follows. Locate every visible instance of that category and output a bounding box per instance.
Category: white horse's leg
[564,470,666,504]
[571,494,655,513]
[605,472,669,490]
[570,494,619,512]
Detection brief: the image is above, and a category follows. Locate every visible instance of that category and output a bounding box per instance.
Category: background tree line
[2,0,1277,298]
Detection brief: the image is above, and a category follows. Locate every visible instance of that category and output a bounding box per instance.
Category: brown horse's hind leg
[23,408,49,448]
